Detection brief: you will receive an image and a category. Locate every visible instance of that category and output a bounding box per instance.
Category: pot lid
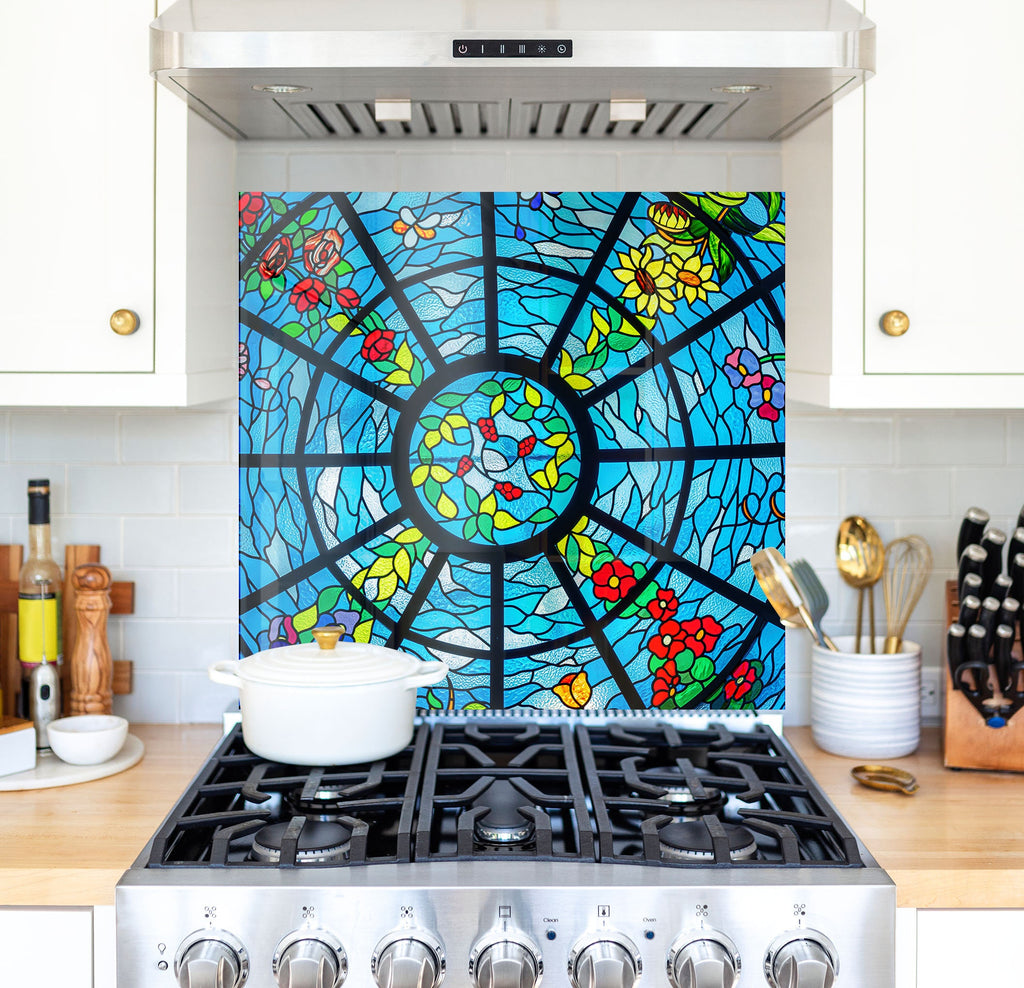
[238,635,433,687]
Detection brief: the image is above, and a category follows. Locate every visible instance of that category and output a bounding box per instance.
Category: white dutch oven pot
[209,627,447,765]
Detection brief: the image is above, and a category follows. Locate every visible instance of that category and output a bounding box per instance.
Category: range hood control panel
[452,40,573,58]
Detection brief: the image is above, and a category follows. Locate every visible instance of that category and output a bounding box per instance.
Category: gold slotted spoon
[836,516,885,653]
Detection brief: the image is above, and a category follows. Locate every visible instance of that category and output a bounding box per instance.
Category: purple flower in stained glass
[724,347,762,388]
[747,376,785,422]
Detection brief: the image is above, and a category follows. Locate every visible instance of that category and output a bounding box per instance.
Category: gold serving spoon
[836,516,885,653]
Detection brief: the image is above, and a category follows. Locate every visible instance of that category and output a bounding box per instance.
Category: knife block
[943,580,1024,772]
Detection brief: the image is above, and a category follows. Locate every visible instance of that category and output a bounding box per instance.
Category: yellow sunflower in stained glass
[612,246,676,318]
[668,254,720,306]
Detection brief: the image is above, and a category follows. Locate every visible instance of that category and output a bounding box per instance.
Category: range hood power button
[452,40,573,58]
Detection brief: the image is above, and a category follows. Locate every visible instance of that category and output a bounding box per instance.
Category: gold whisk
[882,535,932,654]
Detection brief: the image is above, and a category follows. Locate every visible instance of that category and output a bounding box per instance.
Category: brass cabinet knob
[880,310,910,337]
[109,308,140,336]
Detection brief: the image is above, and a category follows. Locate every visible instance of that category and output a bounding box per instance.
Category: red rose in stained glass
[303,229,345,277]
[361,328,396,362]
[258,236,292,280]
[336,287,361,309]
[592,559,636,602]
[290,277,325,313]
[239,192,265,228]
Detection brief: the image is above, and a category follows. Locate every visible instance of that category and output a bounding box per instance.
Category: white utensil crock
[209,640,447,765]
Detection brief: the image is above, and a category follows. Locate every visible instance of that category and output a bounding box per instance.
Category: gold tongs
[850,764,919,795]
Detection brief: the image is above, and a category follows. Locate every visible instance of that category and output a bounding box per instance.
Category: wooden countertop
[0,725,1020,909]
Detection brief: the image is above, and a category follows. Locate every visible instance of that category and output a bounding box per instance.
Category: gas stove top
[142,717,863,871]
[117,714,895,988]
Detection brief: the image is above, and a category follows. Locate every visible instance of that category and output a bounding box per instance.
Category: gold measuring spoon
[851,764,919,795]
[836,516,885,653]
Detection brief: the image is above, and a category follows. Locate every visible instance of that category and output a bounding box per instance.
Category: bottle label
[18,594,62,667]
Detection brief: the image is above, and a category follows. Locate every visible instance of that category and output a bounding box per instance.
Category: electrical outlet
[920,667,942,720]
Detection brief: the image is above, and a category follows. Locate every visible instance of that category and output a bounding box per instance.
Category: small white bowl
[47,715,128,765]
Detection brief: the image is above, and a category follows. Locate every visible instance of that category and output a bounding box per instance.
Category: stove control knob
[568,934,641,988]
[274,931,347,988]
[764,931,838,988]
[668,932,740,988]
[175,930,248,988]
[372,932,446,988]
[470,934,543,988]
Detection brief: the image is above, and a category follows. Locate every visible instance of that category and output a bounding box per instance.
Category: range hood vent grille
[280,99,735,140]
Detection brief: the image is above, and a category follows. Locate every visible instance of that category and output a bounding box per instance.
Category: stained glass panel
[239,191,786,712]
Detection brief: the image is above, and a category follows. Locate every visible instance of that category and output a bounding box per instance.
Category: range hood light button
[252,84,311,94]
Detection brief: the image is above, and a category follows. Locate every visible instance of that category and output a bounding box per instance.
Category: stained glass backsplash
[238,192,785,713]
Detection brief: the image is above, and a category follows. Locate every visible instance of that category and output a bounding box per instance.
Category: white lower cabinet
[916,910,1023,986]
[0,906,94,987]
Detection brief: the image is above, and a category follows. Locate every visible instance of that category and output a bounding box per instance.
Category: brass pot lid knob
[109,308,140,336]
[880,310,910,337]
[311,626,342,650]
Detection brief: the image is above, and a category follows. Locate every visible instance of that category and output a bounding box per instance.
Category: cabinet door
[0,0,154,373]
[863,0,1024,376]
[0,907,94,987]
[916,910,1022,985]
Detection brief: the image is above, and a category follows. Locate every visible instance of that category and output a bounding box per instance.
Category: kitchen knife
[990,574,1014,604]
[1009,528,1024,572]
[957,593,982,628]
[998,596,1020,632]
[977,596,1002,651]
[994,623,1016,696]
[1017,503,1024,534]
[957,506,990,561]
[980,528,1007,589]
[958,544,988,599]
[958,624,993,699]
[960,571,983,602]
[946,623,966,689]
[1011,552,1024,606]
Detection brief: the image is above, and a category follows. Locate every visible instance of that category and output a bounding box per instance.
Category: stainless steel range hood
[151,0,874,142]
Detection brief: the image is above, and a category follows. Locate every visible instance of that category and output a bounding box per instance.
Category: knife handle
[957,506,990,562]
[990,574,1014,604]
[1011,552,1024,606]
[994,624,1016,695]
[1016,503,1024,535]
[966,621,992,666]
[947,623,966,689]
[958,594,982,629]
[980,529,1007,589]
[977,596,1002,651]
[998,596,1020,632]
[959,544,988,599]
[1008,528,1024,571]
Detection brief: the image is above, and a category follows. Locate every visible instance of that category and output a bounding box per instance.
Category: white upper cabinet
[0,0,236,406]
[785,0,1024,408]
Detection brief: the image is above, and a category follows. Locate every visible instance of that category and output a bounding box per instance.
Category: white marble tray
[0,733,144,791]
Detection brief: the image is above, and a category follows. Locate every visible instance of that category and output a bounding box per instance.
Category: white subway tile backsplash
[785,468,839,519]
[729,154,783,190]
[68,465,176,515]
[509,152,617,192]
[1008,416,1024,465]
[0,464,67,514]
[898,414,1006,466]
[289,152,400,191]
[118,568,179,619]
[50,516,124,567]
[178,569,238,619]
[179,671,239,724]
[121,412,230,463]
[786,414,893,466]
[843,468,951,519]
[122,618,236,671]
[617,152,728,191]
[123,517,235,568]
[396,153,510,190]
[181,465,238,515]
[950,468,1024,522]
[113,670,181,724]
[9,412,117,463]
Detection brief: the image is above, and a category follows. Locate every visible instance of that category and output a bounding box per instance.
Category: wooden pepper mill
[69,564,113,715]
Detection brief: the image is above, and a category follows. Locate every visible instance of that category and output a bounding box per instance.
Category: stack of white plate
[810,635,921,759]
